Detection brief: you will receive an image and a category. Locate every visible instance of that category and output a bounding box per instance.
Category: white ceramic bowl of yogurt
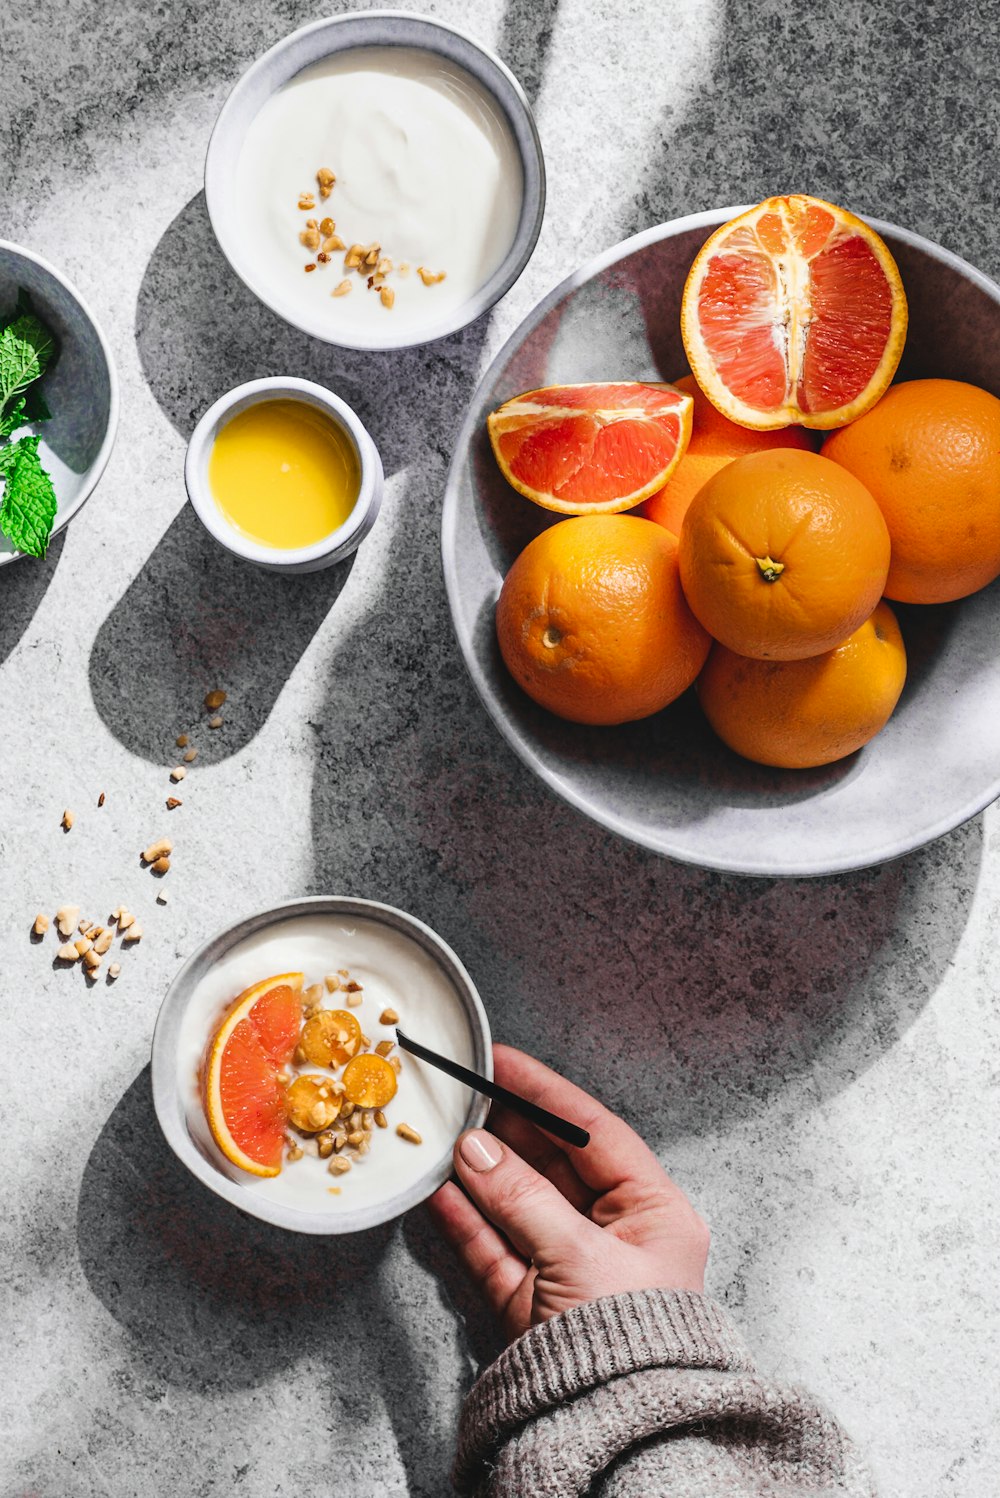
[151,897,492,1234]
[204,11,545,350]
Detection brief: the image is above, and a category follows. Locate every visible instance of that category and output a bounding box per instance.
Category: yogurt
[176,911,482,1215]
[234,46,524,340]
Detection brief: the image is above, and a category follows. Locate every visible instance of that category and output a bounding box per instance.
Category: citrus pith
[487,382,693,514]
[204,973,303,1178]
[681,195,907,430]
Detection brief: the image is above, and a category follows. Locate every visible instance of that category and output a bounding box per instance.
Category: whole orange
[645,374,817,537]
[496,515,710,725]
[823,379,1000,603]
[698,601,906,768]
[678,449,890,660]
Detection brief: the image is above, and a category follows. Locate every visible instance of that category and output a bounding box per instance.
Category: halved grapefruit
[681,196,907,431]
[204,973,304,1178]
[487,381,693,514]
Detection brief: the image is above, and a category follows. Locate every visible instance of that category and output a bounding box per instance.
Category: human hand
[427,1045,710,1344]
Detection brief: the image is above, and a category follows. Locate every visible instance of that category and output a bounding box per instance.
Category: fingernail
[459,1130,502,1173]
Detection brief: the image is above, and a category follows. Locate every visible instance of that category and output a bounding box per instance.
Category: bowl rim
[150,894,492,1235]
[0,238,120,569]
[184,375,381,567]
[204,9,546,352]
[441,205,1000,878]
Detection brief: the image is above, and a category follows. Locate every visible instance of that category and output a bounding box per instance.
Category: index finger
[492,1044,672,1197]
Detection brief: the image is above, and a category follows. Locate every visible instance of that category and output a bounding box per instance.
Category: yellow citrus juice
[208,399,360,549]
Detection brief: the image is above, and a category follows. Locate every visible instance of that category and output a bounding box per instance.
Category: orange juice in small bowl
[185,376,382,570]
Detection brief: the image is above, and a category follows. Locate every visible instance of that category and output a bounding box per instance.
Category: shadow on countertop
[0,530,65,669]
[76,1066,484,1495]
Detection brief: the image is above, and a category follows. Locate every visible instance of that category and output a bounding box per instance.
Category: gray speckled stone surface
[1,2,998,1495]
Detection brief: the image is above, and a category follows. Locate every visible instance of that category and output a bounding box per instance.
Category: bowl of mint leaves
[0,242,118,564]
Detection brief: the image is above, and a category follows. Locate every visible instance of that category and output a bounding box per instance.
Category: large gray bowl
[442,207,1000,877]
[0,242,118,565]
[151,896,491,1235]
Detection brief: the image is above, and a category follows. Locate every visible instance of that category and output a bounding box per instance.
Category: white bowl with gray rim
[204,10,546,351]
[151,895,492,1236]
[0,241,119,566]
[184,376,383,571]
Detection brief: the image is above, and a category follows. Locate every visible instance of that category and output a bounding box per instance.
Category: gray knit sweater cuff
[455,1289,753,1488]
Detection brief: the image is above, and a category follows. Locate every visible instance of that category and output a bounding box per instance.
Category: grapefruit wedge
[681,196,907,431]
[204,973,304,1178]
[487,381,693,514]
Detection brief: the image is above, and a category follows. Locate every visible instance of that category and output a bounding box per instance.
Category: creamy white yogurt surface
[234,46,523,340]
[177,912,481,1214]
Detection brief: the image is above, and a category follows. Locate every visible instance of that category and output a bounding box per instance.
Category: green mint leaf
[23,385,51,423]
[0,396,28,439]
[0,314,55,414]
[0,434,57,557]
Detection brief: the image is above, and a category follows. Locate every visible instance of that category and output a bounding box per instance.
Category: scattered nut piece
[32,913,49,936]
[78,919,93,935]
[56,941,80,962]
[364,243,380,267]
[56,905,80,936]
[324,973,342,992]
[389,1054,402,1073]
[61,809,74,831]
[322,234,345,254]
[319,216,335,236]
[183,748,198,763]
[157,890,169,905]
[317,1133,336,1159]
[151,856,171,875]
[344,243,364,270]
[398,262,410,275]
[176,733,189,748]
[346,991,364,1008]
[286,1141,304,1162]
[93,929,114,956]
[208,716,224,729]
[83,948,102,972]
[298,192,316,210]
[142,837,173,863]
[331,279,352,297]
[396,1123,423,1145]
[74,937,93,957]
[170,766,187,783]
[303,982,324,1011]
[108,963,121,980]
[328,1155,352,1175]
[98,791,106,807]
[379,1007,400,1025]
[304,262,317,273]
[317,166,336,197]
[204,690,226,711]
[380,285,395,309]
[122,924,143,943]
[346,980,363,993]
[299,226,321,250]
[118,910,135,931]
[374,1039,395,1058]
[417,266,447,286]
[166,797,183,810]
[90,925,105,939]
[374,1109,388,1129]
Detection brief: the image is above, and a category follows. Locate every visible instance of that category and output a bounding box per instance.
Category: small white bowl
[151,896,492,1236]
[204,10,545,350]
[0,241,119,566]
[184,376,383,572]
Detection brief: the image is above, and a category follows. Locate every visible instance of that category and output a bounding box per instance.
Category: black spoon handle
[395,1029,591,1149]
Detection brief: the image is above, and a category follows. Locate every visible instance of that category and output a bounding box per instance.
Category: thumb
[453,1129,590,1264]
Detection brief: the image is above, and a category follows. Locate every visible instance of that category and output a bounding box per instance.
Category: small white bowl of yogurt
[205,12,545,349]
[151,897,492,1235]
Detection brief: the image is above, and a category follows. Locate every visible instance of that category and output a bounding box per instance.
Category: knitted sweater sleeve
[453,1290,875,1498]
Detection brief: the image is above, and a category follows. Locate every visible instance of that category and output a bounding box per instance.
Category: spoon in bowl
[395,1028,590,1148]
